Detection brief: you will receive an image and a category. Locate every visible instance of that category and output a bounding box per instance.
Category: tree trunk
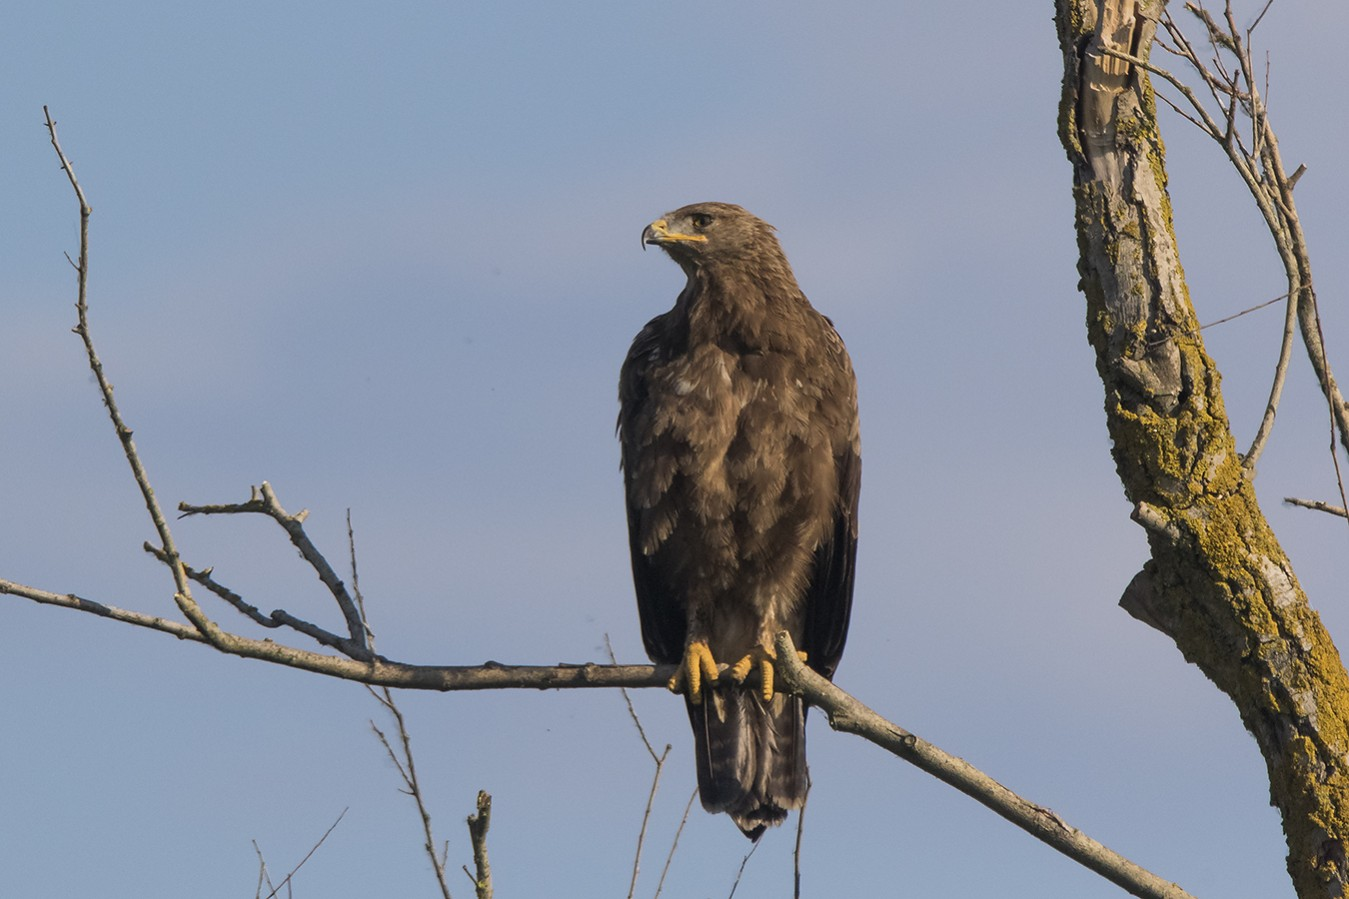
[1053,2,1349,896]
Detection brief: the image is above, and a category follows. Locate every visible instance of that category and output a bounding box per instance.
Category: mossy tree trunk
[1054,2,1349,896]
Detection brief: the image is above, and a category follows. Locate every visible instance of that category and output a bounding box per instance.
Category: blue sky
[5,3,1349,896]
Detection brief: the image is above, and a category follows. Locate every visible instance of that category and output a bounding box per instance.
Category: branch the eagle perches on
[8,107,1202,899]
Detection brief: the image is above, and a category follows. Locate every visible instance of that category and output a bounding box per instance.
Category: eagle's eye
[690,212,714,229]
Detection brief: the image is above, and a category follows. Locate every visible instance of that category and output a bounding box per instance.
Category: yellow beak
[642,218,708,249]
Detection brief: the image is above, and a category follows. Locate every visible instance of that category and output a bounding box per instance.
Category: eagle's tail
[688,686,808,840]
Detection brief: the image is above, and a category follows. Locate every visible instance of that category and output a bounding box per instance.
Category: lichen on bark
[1055,1,1349,895]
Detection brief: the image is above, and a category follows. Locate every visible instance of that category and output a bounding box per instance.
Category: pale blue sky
[5,3,1348,896]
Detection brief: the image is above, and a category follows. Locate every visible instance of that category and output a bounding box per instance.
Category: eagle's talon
[729,654,756,683]
[724,646,772,701]
[668,639,719,703]
[728,647,811,701]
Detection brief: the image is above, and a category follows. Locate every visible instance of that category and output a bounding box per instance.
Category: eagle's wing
[617,313,686,665]
[800,438,859,680]
[795,315,860,682]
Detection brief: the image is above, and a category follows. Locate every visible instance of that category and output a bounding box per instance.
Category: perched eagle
[618,202,860,839]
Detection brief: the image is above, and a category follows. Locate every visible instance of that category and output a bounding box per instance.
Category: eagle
[618,202,860,839]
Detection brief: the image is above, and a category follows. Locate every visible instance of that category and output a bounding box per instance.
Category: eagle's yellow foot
[668,639,719,703]
[729,646,810,701]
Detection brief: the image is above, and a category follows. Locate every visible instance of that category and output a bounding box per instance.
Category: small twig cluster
[1100,3,1349,514]
[178,483,373,658]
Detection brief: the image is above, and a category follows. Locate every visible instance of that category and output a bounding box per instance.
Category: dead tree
[1055,2,1349,895]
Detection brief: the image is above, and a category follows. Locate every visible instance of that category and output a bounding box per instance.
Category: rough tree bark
[1054,2,1349,896]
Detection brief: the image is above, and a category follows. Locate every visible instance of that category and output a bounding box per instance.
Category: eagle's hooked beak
[642,218,707,251]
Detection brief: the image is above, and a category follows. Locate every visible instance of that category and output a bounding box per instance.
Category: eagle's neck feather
[678,264,805,353]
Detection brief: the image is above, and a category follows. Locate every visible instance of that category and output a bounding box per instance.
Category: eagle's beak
[642,218,707,250]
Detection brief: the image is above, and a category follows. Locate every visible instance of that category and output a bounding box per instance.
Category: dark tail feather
[687,685,807,840]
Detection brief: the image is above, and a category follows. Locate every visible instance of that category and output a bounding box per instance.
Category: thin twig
[368,686,455,899]
[725,838,761,899]
[260,808,348,899]
[253,841,275,899]
[350,519,455,899]
[793,775,811,899]
[42,106,224,648]
[1283,497,1349,519]
[1303,272,1349,530]
[630,744,670,899]
[1245,285,1299,468]
[606,633,671,898]
[605,634,661,762]
[1145,291,1286,349]
[152,550,277,627]
[347,509,375,646]
[653,787,698,899]
[1249,0,1275,35]
[1200,292,1287,331]
[145,539,382,659]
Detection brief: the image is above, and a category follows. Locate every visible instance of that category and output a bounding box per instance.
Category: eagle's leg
[729,644,810,702]
[668,639,720,703]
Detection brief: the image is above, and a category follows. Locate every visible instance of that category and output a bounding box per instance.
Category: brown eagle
[618,202,860,839]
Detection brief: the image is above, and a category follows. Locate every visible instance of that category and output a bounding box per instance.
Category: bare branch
[180,482,371,657]
[0,562,1197,897]
[0,578,206,641]
[161,552,278,629]
[3,571,675,686]
[42,106,226,648]
[773,632,1197,899]
[148,502,380,660]
[1284,497,1349,519]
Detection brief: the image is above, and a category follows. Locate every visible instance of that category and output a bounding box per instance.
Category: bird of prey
[618,202,860,839]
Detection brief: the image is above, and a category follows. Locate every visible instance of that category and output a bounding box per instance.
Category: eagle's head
[642,202,785,275]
